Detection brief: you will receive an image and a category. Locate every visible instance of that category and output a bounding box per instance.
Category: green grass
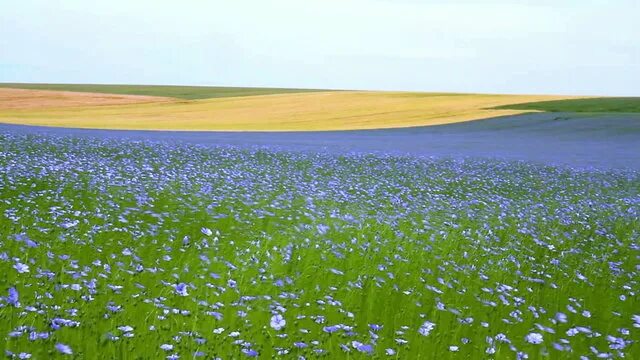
[0,83,329,100]
[0,133,638,359]
[495,97,640,113]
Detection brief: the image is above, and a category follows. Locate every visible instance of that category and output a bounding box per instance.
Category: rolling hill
[0,84,586,131]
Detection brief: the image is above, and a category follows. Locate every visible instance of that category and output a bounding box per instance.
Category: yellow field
[0,90,584,131]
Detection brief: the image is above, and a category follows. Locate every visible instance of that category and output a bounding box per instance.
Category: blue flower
[7,287,19,307]
[270,314,286,330]
[418,321,436,336]
[13,262,29,274]
[241,349,258,357]
[55,343,73,355]
[174,283,189,296]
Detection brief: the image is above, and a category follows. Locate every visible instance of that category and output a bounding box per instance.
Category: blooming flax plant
[0,132,638,358]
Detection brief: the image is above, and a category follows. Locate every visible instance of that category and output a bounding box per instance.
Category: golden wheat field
[0,88,174,110]
[0,88,584,131]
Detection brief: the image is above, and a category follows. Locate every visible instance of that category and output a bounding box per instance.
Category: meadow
[495,97,640,113]
[1,131,638,359]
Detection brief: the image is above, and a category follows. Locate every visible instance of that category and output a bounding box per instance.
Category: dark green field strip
[0,83,330,100]
[494,97,640,113]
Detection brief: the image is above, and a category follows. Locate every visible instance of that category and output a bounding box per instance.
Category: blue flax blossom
[323,325,342,333]
[174,283,189,296]
[55,343,72,355]
[13,262,29,274]
[352,341,374,354]
[6,287,19,307]
[418,321,436,336]
[241,348,258,357]
[270,314,286,331]
[525,332,544,344]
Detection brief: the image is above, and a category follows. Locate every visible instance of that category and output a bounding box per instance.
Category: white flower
[525,332,544,344]
[160,344,173,351]
[449,346,459,352]
[270,314,286,331]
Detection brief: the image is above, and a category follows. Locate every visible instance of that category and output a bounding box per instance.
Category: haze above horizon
[1,0,638,96]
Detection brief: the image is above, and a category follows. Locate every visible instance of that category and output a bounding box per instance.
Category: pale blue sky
[1,0,638,95]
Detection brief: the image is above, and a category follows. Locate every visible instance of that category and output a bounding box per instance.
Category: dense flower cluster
[0,132,638,358]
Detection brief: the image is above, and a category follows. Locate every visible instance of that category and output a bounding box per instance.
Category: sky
[1,0,638,96]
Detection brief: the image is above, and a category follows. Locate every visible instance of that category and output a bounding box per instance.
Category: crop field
[0,88,175,110]
[495,97,640,114]
[0,83,326,100]
[0,85,584,131]
[1,131,638,359]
